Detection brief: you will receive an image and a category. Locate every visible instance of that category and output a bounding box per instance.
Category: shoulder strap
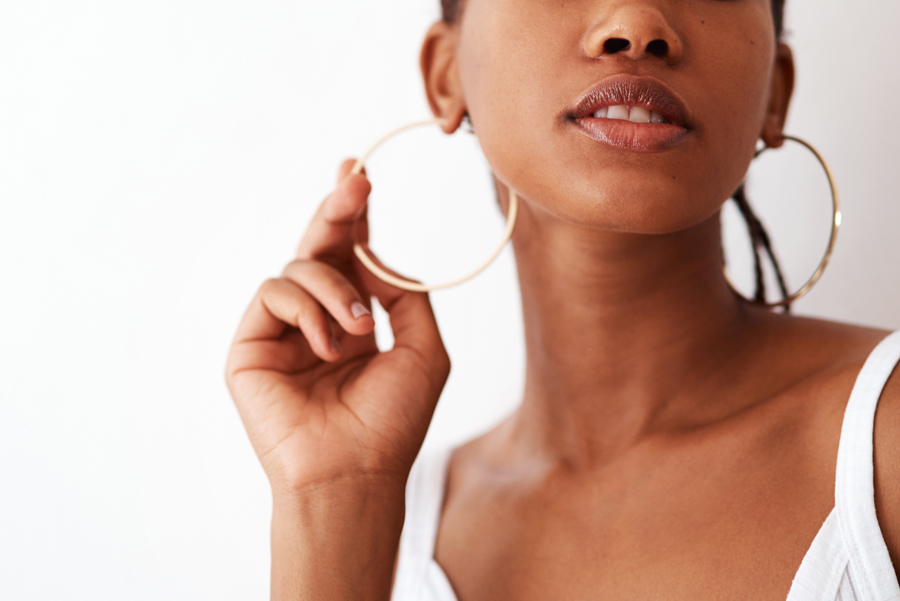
[835,330,900,601]
[392,446,453,601]
[786,510,849,601]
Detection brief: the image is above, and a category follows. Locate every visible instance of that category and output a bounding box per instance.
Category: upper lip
[569,74,691,128]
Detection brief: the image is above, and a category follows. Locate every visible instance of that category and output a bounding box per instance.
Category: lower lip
[573,117,690,153]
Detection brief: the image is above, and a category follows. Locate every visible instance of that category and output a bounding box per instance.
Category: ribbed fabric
[392,332,900,601]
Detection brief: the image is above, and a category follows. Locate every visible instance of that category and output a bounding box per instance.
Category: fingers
[227,333,318,376]
[296,159,371,262]
[354,252,450,381]
[231,257,378,369]
[233,278,342,363]
[235,156,444,379]
[281,259,375,337]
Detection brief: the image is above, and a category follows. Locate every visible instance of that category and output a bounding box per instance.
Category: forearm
[270,478,406,601]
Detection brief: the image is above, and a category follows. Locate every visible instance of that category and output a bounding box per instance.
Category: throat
[510,208,757,462]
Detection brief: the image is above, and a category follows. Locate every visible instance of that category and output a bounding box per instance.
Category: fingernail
[351,302,371,319]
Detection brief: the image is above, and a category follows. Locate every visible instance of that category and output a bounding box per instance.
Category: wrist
[270,474,407,601]
[271,468,408,506]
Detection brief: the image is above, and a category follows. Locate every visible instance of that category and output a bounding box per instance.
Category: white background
[1,0,898,598]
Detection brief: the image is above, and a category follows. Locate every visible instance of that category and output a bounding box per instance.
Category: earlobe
[420,21,468,134]
[760,43,796,148]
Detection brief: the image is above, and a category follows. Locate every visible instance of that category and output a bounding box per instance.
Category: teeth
[629,107,650,123]
[591,105,670,125]
[606,105,629,120]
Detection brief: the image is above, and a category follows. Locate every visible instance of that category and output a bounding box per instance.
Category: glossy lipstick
[568,75,693,153]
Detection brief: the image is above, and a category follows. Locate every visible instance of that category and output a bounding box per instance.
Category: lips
[568,75,693,152]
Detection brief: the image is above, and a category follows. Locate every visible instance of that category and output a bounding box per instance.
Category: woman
[226,0,900,599]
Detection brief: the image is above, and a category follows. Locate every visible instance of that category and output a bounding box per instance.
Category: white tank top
[391,331,900,601]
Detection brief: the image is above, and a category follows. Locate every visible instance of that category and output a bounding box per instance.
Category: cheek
[690,20,775,200]
[457,2,572,185]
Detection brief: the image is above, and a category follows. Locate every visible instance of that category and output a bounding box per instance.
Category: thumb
[353,250,448,376]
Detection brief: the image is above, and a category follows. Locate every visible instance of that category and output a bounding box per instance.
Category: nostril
[603,38,631,54]
[646,39,669,58]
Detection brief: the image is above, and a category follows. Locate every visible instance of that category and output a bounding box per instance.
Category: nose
[583,4,684,65]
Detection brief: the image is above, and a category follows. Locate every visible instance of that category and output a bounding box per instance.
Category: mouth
[568,74,693,153]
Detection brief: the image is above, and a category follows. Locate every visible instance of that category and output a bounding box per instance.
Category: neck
[508,197,761,466]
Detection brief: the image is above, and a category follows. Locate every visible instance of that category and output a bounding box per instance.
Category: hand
[226,159,451,495]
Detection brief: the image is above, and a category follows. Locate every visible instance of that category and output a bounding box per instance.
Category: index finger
[296,159,371,262]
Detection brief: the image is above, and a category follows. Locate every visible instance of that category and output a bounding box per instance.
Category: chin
[524,167,731,236]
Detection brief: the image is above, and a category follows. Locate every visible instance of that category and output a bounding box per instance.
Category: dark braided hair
[440,0,791,308]
[732,184,790,305]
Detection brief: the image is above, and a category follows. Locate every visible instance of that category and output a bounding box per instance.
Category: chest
[433,434,838,601]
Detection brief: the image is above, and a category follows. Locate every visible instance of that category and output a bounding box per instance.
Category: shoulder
[816,321,900,574]
[759,318,900,572]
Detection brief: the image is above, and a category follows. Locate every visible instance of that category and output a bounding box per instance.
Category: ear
[420,21,467,134]
[760,43,795,149]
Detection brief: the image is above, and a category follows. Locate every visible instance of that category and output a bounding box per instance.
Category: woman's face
[429,0,792,234]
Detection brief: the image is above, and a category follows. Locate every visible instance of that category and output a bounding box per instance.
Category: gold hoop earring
[350,118,519,293]
[726,135,841,308]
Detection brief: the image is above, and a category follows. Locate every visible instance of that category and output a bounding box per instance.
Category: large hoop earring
[726,135,841,308]
[350,118,519,293]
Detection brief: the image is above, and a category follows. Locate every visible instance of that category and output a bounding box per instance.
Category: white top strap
[786,510,849,601]
[392,447,453,601]
[835,330,900,601]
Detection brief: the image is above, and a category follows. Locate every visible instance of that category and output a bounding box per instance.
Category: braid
[730,185,791,310]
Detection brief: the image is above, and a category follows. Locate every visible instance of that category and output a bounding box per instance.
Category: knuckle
[284,259,324,284]
[289,259,357,296]
[224,364,239,391]
[282,258,312,277]
[259,277,282,295]
[437,349,452,379]
[293,297,322,327]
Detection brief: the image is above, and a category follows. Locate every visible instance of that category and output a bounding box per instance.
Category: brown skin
[225,0,900,599]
